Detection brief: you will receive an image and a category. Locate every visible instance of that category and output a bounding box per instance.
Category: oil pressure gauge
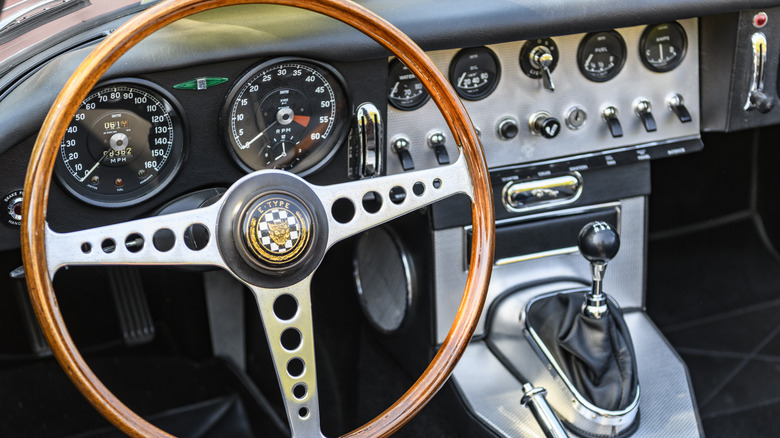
[449,47,501,100]
[577,31,627,82]
[639,22,687,72]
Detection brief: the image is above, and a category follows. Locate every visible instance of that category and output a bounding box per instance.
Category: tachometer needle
[244,121,278,149]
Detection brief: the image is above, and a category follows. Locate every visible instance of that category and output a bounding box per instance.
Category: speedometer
[54,80,185,207]
[223,58,349,175]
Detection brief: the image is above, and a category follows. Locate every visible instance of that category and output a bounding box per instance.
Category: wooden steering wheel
[21,0,494,436]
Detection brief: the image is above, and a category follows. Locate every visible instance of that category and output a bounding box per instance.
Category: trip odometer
[223,58,348,174]
[55,80,184,207]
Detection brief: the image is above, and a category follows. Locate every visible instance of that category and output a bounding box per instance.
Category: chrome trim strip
[501,172,583,214]
[495,246,579,266]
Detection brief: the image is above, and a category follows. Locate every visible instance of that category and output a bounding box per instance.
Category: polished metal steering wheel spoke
[248,278,325,438]
[317,154,474,248]
[44,203,225,278]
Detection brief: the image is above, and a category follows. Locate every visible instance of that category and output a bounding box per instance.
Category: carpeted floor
[647,216,780,438]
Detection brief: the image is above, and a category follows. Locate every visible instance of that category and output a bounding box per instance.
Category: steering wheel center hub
[237,192,314,270]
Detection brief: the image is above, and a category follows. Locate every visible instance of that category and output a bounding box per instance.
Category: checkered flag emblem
[258,209,300,254]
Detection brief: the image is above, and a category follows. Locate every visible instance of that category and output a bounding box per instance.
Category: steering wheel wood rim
[21,0,495,437]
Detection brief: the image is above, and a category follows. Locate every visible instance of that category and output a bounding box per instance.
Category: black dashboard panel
[0,56,386,247]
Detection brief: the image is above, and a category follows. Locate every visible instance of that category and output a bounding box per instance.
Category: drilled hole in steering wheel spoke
[281,328,302,351]
[287,357,305,378]
[101,238,116,254]
[331,198,356,224]
[361,191,382,213]
[183,223,209,251]
[293,383,308,400]
[273,294,298,321]
[124,233,144,253]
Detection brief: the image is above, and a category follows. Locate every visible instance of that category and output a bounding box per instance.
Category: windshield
[0,0,151,62]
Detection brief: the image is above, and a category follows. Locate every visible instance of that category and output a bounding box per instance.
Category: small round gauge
[577,31,627,82]
[55,80,185,207]
[387,58,429,111]
[223,58,349,175]
[449,47,501,100]
[639,22,687,72]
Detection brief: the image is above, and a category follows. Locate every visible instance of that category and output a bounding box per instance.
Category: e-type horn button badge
[240,194,313,270]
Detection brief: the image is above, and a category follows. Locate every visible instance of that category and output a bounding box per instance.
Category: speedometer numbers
[223,59,349,175]
[55,81,184,207]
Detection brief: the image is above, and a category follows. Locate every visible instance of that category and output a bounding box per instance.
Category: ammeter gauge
[639,22,687,72]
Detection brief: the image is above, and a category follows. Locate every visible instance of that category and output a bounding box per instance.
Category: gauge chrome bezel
[220,57,351,177]
[53,78,186,208]
[638,22,688,73]
[387,57,430,111]
[577,30,627,82]
[448,46,502,101]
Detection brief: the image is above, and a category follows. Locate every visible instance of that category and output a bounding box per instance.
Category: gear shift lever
[578,221,620,319]
[524,220,639,414]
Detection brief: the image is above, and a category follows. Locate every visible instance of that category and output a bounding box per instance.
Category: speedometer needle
[80,152,107,182]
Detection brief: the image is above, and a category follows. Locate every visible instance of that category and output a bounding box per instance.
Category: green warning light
[173,77,229,90]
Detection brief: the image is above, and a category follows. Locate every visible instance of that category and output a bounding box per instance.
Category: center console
[384,18,703,437]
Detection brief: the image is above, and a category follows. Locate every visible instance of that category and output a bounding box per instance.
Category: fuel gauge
[639,22,687,72]
[387,58,430,110]
[577,31,627,82]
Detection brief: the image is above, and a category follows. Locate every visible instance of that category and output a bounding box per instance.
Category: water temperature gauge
[449,47,501,100]
[639,22,687,72]
[577,31,627,82]
[387,58,430,110]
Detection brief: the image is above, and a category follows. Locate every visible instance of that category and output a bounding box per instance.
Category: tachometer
[223,58,349,175]
[55,80,185,207]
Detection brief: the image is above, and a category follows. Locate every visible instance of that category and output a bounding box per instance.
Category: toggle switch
[392,137,415,171]
[668,94,692,123]
[635,99,657,132]
[602,106,623,138]
[427,131,450,165]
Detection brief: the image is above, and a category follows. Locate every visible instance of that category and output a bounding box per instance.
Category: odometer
[55,80,184,207]
[223,58,349,175]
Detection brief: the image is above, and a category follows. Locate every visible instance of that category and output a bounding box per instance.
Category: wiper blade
[0,0,90,45]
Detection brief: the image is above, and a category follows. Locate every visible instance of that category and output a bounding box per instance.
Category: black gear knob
[578,221,620,265]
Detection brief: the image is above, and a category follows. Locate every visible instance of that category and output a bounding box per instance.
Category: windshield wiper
[0,0,90,45]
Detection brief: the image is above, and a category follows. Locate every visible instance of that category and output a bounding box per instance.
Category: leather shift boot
[526,292,639,411]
